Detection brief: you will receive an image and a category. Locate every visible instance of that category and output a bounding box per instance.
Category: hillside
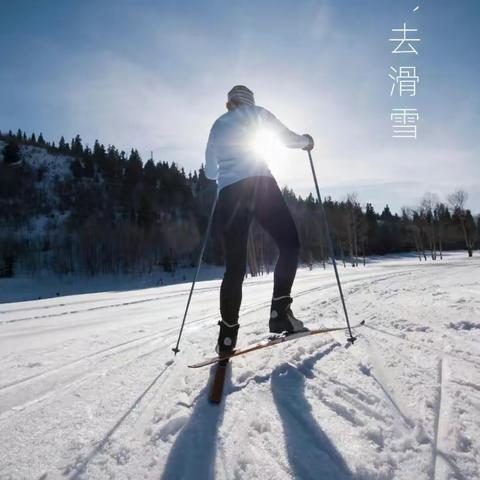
[0,140,74,234]
[0,132,478,280]
[0,134,216,277]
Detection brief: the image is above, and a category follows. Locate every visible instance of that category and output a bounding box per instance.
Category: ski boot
[269,296,307,334]
[216,320,239,355]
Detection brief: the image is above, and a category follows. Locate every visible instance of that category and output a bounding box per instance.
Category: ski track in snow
[0,270,409,397]
[1,253,479,479]
[431,357,443,479]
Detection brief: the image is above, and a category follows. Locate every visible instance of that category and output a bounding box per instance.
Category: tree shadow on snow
[271,344,353,480]
[160,365,230,480]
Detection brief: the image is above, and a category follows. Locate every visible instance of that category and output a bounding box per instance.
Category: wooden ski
[190,320,365,368]
[209,359,229,403]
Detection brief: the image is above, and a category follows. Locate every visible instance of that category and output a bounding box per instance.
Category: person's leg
[253,177,300,298]
[217,180,252,352]
[253,177,305,333]
[220,212,250,324]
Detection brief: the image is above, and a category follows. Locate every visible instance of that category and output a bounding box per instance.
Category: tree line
[0,129,478,277]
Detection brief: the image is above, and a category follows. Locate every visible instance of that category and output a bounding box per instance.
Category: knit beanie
[227,85,255,106]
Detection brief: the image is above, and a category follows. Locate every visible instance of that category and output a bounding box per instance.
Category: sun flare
[251,128,288,163]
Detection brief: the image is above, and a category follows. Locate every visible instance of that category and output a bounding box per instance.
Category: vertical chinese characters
[389,8,421,139]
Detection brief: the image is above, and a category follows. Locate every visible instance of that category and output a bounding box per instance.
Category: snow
[20,144,73,179]
[0,266,226,304]
[1,252,479,479]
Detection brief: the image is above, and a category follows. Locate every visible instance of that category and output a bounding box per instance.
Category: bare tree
[357,213,368,266]
[420,192,440,260]
[346,193,360,267]
[447,189,474,257]
[403,207,426,261]
[433,201,450,260]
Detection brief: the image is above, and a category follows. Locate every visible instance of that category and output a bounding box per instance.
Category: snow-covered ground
[1,252,479,479]
[0,266,226,304]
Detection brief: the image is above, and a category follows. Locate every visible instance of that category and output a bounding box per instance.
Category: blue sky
[1,0,479,213]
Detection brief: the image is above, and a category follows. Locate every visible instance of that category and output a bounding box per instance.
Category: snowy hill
[1,253,479,479]
[0,135,217,277]
[0,140,73,180]
[0,141,74,238]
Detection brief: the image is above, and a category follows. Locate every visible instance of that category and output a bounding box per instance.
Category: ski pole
[306,150,356,344]
[172,192,219,355]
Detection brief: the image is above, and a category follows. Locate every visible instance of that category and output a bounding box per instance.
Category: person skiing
[205,85,314,354]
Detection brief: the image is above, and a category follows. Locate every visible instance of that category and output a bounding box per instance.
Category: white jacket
[205,104,309,190]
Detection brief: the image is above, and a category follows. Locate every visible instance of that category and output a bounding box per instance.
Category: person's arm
[261,108,314,150]
[205,126,218,180]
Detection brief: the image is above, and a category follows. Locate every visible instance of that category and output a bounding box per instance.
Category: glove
[302,134,314,151]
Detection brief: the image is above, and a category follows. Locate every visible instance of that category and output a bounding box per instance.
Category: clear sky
[1,0,479,214]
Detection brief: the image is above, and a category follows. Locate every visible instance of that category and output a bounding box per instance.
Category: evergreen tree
[380,204,393,221]
[71,135,83,156]
[365,203,376,221]
[476,217,480,246]
[105,145,120,179]
[59,136,67,152]
[82,146,94,177]
[365,203,377,253]
[125,149,143,187]
[2,140,21,164]
[143,159,157,188]
[71,158,83,178]
[93,140,107,175]
[465,210,477,240]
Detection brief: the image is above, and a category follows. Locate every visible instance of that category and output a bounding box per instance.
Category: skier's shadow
[271,344,353,479]
[160,365,230,480]
[162,345,351,480]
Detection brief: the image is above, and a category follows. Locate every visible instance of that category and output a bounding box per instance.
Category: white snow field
[1,253,479,480]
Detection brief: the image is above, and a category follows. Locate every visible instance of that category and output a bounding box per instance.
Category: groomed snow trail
[1,253,479,479]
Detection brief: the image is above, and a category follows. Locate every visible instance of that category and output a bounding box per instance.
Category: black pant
[218,176,300,323]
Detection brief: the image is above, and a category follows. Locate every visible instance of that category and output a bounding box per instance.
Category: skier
[205,85,314,354]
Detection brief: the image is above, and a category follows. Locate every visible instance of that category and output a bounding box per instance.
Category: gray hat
[227,85,255,106]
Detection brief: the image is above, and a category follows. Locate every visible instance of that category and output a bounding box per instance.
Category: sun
[251,128,288,165]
